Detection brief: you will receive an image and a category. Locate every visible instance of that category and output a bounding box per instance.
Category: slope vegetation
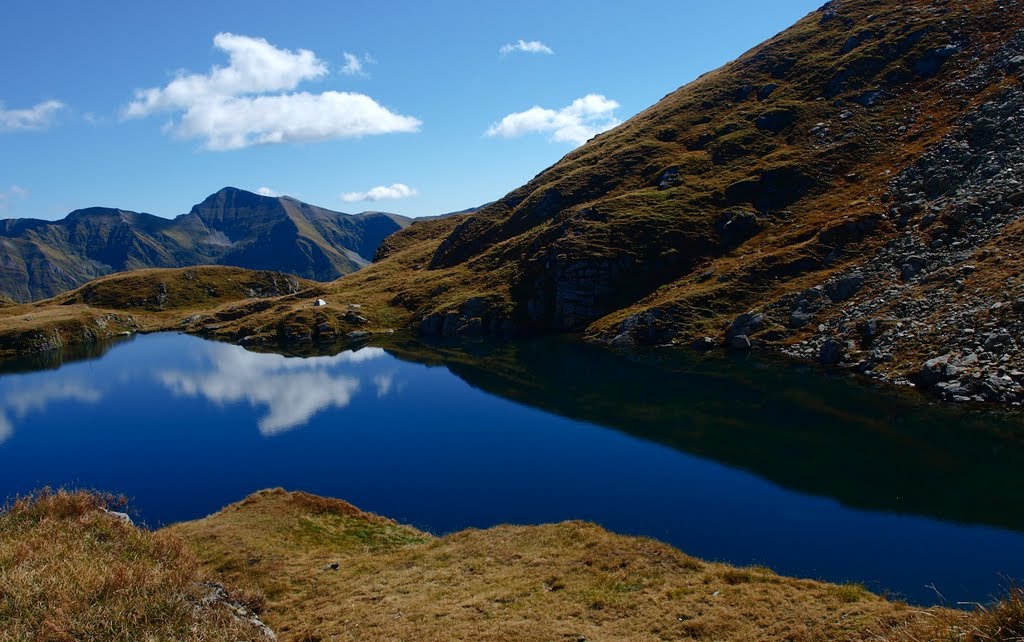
[5,489,1020,641]
[0,489,272,641]
[336,0,1024,402]
[0,187,408,302]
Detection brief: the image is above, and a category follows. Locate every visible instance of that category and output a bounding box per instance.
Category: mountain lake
[1,332,1022,606]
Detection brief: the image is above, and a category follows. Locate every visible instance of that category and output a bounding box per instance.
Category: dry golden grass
[3,489,1020,642]
[0,488,269,642]
[168,488,957,642]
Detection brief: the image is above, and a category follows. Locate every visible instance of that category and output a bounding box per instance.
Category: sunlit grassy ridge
[4,489,1020,641]
[163,489,939,642]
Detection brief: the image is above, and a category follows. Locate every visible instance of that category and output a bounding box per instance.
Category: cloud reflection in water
[157,344,388,435]
[0,380,103,445]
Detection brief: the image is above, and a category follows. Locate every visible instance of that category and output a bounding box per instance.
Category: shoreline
[5,487,1019,641]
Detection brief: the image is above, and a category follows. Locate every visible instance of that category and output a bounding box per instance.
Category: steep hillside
[338,0,1024,403]
[2,0,1023,406]
[0,187,409,302]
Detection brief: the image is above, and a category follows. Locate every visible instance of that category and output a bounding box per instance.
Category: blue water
[1,332,1022,606]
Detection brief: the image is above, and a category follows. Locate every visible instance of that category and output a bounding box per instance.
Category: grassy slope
[0,266,320,357]
[5,489,1020,641]
[168,489,911,642]
[0,489,268,642]
[166,489,1017,642]
[321,0,1024,363]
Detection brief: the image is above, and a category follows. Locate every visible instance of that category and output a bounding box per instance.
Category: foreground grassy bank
[2,489,1021,641]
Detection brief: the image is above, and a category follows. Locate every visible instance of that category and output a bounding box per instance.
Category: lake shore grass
[3,488,1020,641]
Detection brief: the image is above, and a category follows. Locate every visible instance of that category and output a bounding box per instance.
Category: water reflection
[0,379,103,444]
[386,338,1024,534]
[0,333,1021,605]
[157,343,387,435]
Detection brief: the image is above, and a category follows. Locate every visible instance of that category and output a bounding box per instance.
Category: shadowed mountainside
[0,187,409,302]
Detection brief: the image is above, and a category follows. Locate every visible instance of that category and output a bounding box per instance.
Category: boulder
[728,334,752,351]
[819,338,843,365]
[726,311,766,341]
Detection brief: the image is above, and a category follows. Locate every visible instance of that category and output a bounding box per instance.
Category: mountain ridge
[0,187,410,302]
[2,0,1024,407]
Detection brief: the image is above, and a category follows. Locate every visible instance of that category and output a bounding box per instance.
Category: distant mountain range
[0,187,410,301]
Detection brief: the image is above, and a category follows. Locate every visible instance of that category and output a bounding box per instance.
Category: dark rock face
[522,254,637,331]
[417,297,515,339]
[724,167,816,213]
[755,108,798,133]
[912,44,960,78]
[716,210,763,248]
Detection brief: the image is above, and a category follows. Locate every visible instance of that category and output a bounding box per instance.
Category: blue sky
[0,0,823,220]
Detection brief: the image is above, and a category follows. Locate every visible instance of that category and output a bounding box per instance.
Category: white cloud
[157,344,386,435]
[170,91,420,151]
[82,112,108,126]
[0,185,28,212]
[341,52,375,76]
[0,100,66,132]
[125,33,327,116]
[256,186,279,196]
[485,94,620,146]
[500,39,554,56]
[341,183,417,203]
[123,33,419,150]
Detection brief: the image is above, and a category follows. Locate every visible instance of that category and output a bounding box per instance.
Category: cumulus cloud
[157,343,386,435]
[340,183,417,203]
[341,52,375,76]
[125,33,327,116]
[500,39,554,56]
[0,100,66,132]
[485,94,620,146]
[256,186,279,196]
[0,185,28,212]
[123,33,419,150]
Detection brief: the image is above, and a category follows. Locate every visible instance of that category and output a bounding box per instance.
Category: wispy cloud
[82,112,109,126]
[485,94,620,146]
[341,52,375,76]
[341,183,416,203]
[0,185,28,212]
[500,39,554,56]
[255,186,279,197]
[0,100,66,132]
[123,33,419,150]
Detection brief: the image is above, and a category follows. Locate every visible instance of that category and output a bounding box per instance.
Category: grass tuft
[0,489,269,642]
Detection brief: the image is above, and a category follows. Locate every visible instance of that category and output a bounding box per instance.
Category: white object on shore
[313,298,328,307]
[104,509,134,527]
